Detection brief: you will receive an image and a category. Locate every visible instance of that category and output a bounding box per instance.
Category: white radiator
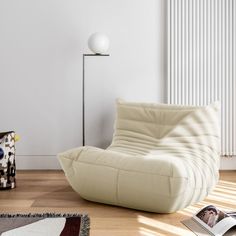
[168,0,236,156]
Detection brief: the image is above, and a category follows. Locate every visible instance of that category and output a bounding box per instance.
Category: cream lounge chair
[58,100,220,213]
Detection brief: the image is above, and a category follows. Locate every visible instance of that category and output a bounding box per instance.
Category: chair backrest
[110,100,220,156]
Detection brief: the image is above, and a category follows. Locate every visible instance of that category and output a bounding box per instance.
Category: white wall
[1,0,234,170]
[0,0,167,169]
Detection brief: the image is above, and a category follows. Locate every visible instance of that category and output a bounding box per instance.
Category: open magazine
[183,205,236,236]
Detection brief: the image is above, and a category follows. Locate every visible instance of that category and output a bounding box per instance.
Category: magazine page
[193,205,236,236]
[228,212,236,219]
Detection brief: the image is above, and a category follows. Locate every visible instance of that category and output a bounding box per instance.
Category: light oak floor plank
[0,170,235,236]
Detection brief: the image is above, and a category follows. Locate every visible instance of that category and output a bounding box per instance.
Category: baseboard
[15,155,236,170]
[220,156,236,170]
[16,155,61,170]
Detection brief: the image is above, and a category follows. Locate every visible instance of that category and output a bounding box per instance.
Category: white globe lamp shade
[88,32,110,54]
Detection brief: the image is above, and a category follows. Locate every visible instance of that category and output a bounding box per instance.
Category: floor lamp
[82,33,110,146]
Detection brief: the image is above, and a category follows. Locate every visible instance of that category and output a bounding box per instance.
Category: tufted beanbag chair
[58,100,220,213]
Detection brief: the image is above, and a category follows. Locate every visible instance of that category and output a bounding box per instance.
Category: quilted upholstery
[58,100,220,213]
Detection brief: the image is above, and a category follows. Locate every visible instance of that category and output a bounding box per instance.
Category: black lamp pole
[82,53,110,146]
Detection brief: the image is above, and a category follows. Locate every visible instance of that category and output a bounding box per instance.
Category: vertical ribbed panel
[168,0,236,156]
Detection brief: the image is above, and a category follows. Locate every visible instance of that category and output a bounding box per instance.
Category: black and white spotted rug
[0,213,90,236]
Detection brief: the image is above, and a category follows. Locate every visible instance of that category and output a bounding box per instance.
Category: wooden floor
[0,171,235,236]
